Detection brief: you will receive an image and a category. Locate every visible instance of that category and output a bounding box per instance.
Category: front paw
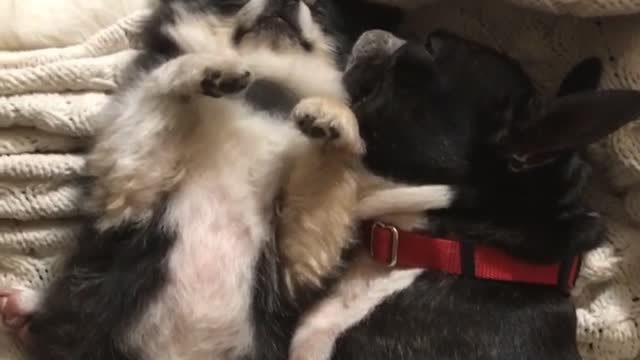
[165,54,252,97]
[291,97,364,154]
[0,288,40,345]
[200,66,252,98]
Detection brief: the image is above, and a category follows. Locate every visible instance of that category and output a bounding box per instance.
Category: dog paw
[200,66,252,98]
[291,97,364,154]
[168,54,252,97]
[0,288,39,344]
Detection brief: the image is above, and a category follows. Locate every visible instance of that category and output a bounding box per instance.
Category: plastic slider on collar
[370,222,399,267]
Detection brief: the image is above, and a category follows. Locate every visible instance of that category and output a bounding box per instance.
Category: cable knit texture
[0,1,639,359]
[0,10,149,358]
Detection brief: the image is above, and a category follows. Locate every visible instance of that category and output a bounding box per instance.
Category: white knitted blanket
[0,1,639,359]
[0,11,147,358]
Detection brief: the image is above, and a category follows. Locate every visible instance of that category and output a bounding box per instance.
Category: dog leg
[290,253,421,360]
[279,97,363,296]
[243,51,346,100]
[356,184,455,220]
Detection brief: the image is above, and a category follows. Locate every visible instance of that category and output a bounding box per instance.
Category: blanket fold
[0,129,85,155]
[0,93,110,136]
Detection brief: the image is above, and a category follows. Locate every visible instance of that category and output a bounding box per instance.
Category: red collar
[365,222,581,292]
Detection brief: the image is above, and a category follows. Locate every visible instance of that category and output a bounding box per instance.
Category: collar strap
[365,222,581,293]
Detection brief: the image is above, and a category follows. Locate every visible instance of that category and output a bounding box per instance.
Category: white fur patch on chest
[129,105,298,360]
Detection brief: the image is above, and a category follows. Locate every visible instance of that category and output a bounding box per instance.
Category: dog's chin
[236,17,312,51]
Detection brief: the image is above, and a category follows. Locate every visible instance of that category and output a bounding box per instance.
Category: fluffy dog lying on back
[0,1,463,359]
[286,30,640,360]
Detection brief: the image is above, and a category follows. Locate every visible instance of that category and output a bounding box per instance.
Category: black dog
[289,30,640,360]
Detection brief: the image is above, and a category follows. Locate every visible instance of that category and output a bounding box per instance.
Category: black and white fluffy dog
[288,31,640,360]
[0,1,461,360]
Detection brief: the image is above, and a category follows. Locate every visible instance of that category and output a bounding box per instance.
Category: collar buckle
[370,222,399,267]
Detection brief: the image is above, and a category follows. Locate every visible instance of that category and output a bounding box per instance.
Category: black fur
[252,231,298,360]
[332,31,640,359]
[27,201,175,360]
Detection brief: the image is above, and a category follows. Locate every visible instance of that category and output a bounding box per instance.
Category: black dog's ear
[510,90,640,155]
[556,57,603,96]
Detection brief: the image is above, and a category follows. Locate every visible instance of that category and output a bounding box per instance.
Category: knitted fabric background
[0,11,147,358]
[0,1,639,359]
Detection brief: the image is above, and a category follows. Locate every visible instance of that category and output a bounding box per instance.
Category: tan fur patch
[277,98,362,295]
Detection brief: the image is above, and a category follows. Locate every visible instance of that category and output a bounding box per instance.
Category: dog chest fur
[128,101,300,359]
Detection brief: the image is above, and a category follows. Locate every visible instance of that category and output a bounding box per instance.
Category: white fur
[290,253,423,360]
[245,49,346,99]
[0,286,41,341]
[129,103,301,359]
[356,185,453,219]
[0,0,154,50]
[235,0,268,29]
[0,287,41,320]
[165,3,235,54]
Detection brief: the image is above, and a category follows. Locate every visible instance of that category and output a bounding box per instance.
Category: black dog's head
[345,30,640,259]
[346,29,640,190]
[344,30,537,187]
